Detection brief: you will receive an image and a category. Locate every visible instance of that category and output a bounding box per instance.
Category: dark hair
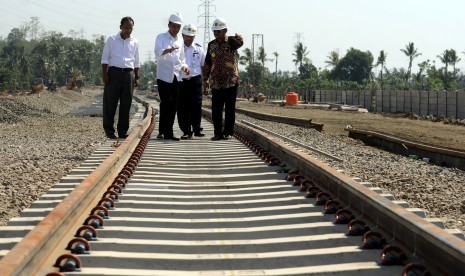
[120,16,134,26]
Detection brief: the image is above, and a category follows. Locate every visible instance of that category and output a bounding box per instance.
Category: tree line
[1,18,464,93]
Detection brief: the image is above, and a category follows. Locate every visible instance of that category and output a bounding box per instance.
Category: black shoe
[119,134,129,139]
[106,133,117,139]
[194,132,205,137]
[211,135,224,141]
[156,134,164,139]
[223,135,232,140]
[181,134,192,140]
[165,136,180,141]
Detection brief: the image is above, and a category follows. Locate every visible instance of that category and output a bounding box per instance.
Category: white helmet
[168,12,183,24]
[182,24,197,36]
[212,18,227,31]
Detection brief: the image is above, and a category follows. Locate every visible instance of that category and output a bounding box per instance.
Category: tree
[400,42,421,83]
[448,49,461,77]
[272,51,279,79]
[325,50,339,69]
[292,42,310,72]
[331,48,373,84]
[437,49,451,89]
[375,50,387,85]
[239,48,253,68]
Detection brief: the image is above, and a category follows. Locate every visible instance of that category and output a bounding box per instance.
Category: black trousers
[103,67,134,137]
[211,85,238,137]
[157,77,179,138]
[178,75,203,135]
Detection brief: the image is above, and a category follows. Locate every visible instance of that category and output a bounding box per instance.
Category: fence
[258,89,465,120]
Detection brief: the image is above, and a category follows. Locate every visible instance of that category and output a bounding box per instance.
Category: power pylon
[198,0,216,49]
[252,34,264,64]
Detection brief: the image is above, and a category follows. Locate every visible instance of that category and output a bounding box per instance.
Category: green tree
[325,50,339,69]
[375,50,387,86]
[400,42,421,83]
[292,42,310,72]
[331,48,373,84]
[272,51,279,80]
[239,48,253,68]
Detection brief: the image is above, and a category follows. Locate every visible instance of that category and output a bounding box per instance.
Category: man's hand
[182,66,190,75]
[203,80,209,95]
[235,33,243,42]
[102,73,109,84]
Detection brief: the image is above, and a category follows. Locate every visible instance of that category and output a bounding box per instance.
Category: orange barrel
[285,92,298,105]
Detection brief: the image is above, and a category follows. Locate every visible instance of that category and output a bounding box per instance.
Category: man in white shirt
[154,12,190,141]
[101,16,140,140]
[178,23,206,139]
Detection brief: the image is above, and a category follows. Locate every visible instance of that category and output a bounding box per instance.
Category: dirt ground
[233,101,465,151]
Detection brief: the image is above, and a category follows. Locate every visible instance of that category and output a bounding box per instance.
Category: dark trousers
[211,85,238,137]
[178,75,203,135]
[103,67,134,136]
[157,77,179,138]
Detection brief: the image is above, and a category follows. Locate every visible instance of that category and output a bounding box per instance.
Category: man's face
[120,21,133,38]
[213,29,226,40]
[168,22,182,36]
[183,34,195,47]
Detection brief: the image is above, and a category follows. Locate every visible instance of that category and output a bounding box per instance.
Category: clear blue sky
[1,0,465,74]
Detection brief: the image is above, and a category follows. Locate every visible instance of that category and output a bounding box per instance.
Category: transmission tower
[198,0,216,49]
[293,32,304,45]
[251,34,264,64]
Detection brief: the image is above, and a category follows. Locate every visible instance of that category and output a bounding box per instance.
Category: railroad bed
[0,97,463,275]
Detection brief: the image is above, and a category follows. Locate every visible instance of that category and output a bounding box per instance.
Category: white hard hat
[182,24,197,36]
[212,18,227,31]
[168,12,183,24]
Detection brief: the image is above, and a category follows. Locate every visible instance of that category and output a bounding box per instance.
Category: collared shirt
[101,31,140,69]
[182,42,205,79]
[202,35,243,90]
[154,31,188,83]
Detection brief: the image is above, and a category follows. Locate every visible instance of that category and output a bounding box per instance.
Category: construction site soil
[235,101,465,151]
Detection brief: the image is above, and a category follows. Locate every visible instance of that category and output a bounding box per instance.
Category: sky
[1,0,465,74]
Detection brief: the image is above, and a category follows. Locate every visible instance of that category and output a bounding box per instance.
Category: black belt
[110,66,133,72]
[182,75,201,81]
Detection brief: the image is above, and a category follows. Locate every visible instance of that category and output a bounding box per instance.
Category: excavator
[31,78,45,93]
[66,72,85,92]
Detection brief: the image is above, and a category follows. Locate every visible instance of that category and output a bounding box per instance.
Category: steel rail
[0,104,153,276]
[241,119,343,162]
[200,108,465,274]
[236,107,324,131]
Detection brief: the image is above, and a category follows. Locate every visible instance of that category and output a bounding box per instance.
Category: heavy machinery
[66,72,85,92]
[31,78,45,93]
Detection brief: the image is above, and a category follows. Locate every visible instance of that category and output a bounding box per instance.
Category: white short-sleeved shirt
[182,42,205,79]
[101,32,140,69]
[154,31,187,83]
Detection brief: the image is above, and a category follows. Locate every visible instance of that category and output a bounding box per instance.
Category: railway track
[236,105,465,171]
[0,97,464,275]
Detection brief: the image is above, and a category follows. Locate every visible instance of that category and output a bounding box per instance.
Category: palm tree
[448,49,461,76]
[239,48,253,68]
[292,42,310,72]
[325,50,339,69]
[437,49,451,88]
[375,50,387,84]
[256,47,269,79]
[256,47,267,68]
[400,42,421,82]
[273,51,279,79]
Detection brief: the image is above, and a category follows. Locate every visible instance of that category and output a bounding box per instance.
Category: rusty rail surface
[0,105,153,276]
[236,107,324,131]
[346,127,465,170]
